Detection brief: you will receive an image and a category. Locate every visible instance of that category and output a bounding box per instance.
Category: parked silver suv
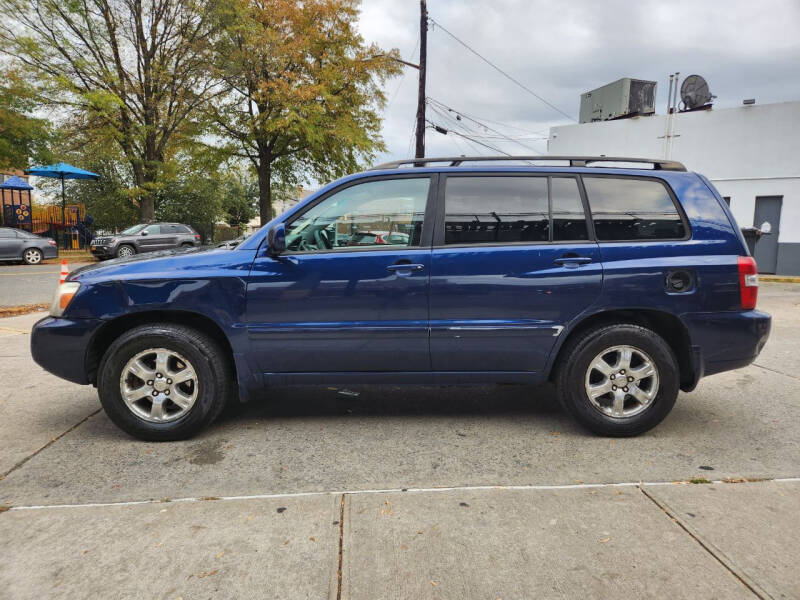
[91,222,201,259]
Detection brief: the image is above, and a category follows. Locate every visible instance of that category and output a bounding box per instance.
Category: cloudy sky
[357,0,800,162]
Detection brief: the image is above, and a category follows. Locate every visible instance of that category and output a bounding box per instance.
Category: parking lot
[0,282,798,598]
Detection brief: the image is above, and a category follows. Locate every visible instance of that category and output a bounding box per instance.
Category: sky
[357,0,800,163]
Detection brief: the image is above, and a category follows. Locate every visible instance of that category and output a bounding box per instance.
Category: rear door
[429,174,602,373]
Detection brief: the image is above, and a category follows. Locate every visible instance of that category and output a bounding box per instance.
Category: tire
[180,243,193,249]
[22,248,43,265]
[97,324,232,441]
[555,323,679,437]
[116,244,136,258]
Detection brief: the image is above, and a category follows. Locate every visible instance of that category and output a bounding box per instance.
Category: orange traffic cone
[59,259,69,285]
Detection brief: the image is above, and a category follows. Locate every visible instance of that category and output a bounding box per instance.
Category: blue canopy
[0,175,34,190]
[27,162,99,180]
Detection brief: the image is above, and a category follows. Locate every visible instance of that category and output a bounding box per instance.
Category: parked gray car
[91,222,201,259]
[0,227,59,264]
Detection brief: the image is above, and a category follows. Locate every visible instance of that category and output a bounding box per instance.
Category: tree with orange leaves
[209,0,401,224]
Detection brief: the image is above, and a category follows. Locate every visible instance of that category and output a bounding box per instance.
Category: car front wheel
[556,323,679,436]
[116,244,136,258]
[23,248,43,265]
[98,324,231,441]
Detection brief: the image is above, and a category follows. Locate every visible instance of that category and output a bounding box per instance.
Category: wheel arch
[86,310,237,390]
[548,309,694,390]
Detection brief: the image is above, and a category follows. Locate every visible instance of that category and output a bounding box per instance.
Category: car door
[158,224,180,250]
[246,175,435,374]
[0,228,19,258]
[137,224,164,252]
[429,174,602,373]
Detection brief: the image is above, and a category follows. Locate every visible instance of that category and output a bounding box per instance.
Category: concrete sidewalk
[2,481,797,599]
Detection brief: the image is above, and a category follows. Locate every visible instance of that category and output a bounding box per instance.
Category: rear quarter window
[583,177,686,241]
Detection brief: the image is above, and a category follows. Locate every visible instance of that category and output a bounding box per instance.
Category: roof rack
[370,155,686,172]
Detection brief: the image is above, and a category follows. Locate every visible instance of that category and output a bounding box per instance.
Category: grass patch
[689,477,712,484]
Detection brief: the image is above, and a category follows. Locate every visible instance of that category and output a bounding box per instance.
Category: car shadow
[217,383,564,422]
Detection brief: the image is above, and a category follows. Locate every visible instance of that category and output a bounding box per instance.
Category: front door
[753,196,782,274]
[246,176,435,374]
[429,174,602,373]
[138,224,165,252]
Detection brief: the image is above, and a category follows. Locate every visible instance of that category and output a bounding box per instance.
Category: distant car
[0,227,58,264]
[217,234,249,250]
[90,222,201,259]
[347,231,411,246]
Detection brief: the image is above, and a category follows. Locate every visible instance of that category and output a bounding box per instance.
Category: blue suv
[31,156,771,440]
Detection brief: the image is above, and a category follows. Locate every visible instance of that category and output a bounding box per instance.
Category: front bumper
[683,310,771,386]
[30,316,104,385]
[43,245,59,259]
[90,245,115,258]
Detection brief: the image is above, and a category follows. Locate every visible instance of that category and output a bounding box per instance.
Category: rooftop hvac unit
[579,78,657,124]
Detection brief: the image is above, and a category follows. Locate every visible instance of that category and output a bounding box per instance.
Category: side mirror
[267,223,286,255]
[141,230,148,236]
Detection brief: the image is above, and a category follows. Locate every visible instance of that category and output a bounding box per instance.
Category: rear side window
[444,176,588,245]
[583,177,686,241]
[174,225,192,233]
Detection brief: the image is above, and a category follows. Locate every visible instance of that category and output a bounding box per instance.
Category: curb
[760,275,800,283]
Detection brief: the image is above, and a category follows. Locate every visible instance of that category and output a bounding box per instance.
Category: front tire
[98,324,231,441]
[116,244,136,258]
[556,323,679,437]
[23,248,43,265]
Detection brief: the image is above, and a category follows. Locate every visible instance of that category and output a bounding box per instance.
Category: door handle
[386,263,425,272]
[554,256,592,267]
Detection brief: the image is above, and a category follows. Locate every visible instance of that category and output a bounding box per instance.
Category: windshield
[120,224,147,235]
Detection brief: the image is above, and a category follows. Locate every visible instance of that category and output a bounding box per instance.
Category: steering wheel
[314,228,333,250]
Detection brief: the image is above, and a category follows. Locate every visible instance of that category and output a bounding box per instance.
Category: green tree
[0,69,52,169]
[209,0,400,225]
[220,173,258,232]
[0,0,219,221]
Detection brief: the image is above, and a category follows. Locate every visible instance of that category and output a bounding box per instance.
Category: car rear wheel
[98,324,231,441]
[555,323,679,436]
[22,248,43,265]
[116,244,136,258]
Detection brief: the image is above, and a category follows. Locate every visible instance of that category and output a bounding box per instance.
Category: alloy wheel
[584,345,659,418]
[119,348,199,422]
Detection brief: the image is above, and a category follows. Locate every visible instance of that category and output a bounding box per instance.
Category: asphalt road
[0,262,92,307]
[1,283,798,598]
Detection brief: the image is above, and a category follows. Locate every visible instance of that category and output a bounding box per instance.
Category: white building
[548,100,800,275]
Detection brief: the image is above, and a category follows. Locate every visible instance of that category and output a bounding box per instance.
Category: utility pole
[414,0,428,159]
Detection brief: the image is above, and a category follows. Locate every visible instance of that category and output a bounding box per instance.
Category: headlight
[50,282,81,317]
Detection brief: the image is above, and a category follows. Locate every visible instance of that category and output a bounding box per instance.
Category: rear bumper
[30,316,104,384]
[682,310,771,388]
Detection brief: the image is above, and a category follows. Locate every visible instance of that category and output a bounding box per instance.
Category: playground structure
[1,170,93,248]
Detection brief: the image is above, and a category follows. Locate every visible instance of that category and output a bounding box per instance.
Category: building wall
[549,101,800,274]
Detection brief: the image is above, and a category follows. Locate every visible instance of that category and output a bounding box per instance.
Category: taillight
[738,256,758,309]
[194,234,200,240]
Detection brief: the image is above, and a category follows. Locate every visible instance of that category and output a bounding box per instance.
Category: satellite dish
[680,75,715,110]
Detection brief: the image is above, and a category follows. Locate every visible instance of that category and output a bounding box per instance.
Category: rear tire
[556,323,679,436]
[22,248,43,265]
[98,324,231,441]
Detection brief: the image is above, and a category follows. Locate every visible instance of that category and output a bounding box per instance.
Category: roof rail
[370,155,687,172]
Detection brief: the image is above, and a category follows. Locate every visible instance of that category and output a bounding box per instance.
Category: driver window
[285,178,429,252]
[143,224,161,235]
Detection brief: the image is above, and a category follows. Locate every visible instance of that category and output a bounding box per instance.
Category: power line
[426,120,512,155]
[429,17,576,122]
[427,98,542,154]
